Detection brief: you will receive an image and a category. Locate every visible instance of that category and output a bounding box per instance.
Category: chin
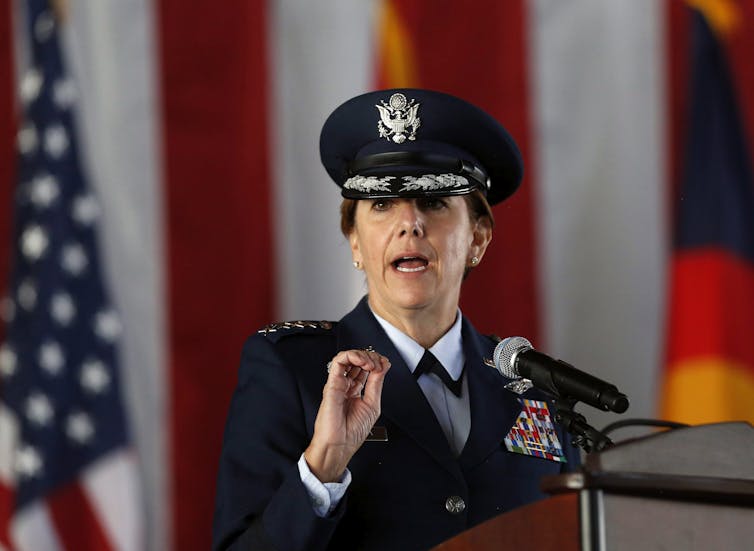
[389,290,438,312]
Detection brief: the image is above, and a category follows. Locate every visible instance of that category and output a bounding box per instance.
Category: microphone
[493,336,629,413]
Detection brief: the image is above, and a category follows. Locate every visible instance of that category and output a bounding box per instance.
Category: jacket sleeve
[212,334,345,551]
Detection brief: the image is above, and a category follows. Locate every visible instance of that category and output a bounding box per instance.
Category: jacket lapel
[458,319,524,472]
[337,298,462,482]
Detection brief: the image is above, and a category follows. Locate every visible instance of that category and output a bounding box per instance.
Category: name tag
[366,426,388,442]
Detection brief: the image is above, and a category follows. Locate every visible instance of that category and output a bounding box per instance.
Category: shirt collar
[370,306,465,381]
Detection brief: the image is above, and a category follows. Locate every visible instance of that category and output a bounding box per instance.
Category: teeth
[396,265,427,273]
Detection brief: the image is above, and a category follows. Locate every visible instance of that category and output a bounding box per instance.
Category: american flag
[0,1,141,550]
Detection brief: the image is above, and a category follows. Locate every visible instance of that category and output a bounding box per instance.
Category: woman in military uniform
[213,89,580,551]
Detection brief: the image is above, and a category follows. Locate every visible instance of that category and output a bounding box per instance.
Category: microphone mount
[552,396,613,453]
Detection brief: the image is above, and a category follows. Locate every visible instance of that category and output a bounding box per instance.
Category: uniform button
[445,495,466,514]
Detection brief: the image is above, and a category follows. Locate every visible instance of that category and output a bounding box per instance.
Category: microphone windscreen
[492,336,532,378]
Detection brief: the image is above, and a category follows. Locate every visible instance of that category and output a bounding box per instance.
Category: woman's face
[349,196,492,323]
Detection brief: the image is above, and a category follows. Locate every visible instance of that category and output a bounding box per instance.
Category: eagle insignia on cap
[376,93,420,144]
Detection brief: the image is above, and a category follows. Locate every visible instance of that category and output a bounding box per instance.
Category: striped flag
[1,1,753,550]
[661,4,754,424]
[0,1,141,550]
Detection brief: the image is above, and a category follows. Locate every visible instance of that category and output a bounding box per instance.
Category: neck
[368,296,458,349]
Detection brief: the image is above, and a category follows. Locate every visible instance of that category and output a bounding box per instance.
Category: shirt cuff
[297,454,352,517]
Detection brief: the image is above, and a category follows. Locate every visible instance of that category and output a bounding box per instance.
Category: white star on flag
[21,224,49,261]
[60,242,88,276]
[50,291,76,326]
[17,278,38,311]
[66,411,95,444]
[38,340,65,375]
[53,78,77,109]
[94,308,122,342]
[80,358,111,395]
[20,68,43,104]
[25,392,54,427]
[44,123,69,159]
[71,193,101,225]
[33,10,55,42]
[15,445,43,479]
[30,172,60,208]
[17,122,38,154]
[0,343,17,378]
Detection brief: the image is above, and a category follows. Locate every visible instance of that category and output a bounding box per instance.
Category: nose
[396,200,425,238]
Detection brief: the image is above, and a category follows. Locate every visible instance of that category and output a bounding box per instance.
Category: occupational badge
[376,93,420,143]
[504,399,567,463]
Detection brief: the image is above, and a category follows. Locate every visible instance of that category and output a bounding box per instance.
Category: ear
[470,216,493,263]
[349,230,361,264]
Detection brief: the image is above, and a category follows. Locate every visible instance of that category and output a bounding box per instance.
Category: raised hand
[304,349,391,482]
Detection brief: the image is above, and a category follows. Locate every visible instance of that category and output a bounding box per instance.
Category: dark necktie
[413,350,463,397]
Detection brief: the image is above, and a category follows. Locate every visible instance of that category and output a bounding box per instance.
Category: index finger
[331,349,381,372]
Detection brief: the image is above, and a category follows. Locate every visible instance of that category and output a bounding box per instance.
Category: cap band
[346,151,489,190]
[342,173,477,200]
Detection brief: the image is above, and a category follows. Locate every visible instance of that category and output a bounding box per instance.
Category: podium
[434,422,754,550]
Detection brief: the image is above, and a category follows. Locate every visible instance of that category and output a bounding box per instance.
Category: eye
[417,197,448,210]
[370,199,393,212]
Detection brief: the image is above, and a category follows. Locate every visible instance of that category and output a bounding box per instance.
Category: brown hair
[339,190,495,237]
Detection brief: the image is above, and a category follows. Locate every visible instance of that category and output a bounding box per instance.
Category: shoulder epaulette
[257,320,336,338]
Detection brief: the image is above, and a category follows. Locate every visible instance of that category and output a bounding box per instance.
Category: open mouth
[392,256,429,273]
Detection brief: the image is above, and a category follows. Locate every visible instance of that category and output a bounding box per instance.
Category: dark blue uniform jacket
[213,297,580,551]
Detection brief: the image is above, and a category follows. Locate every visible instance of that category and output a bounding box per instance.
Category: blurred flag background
[0,1,753,550]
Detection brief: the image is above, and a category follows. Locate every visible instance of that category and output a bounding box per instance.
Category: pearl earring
[470,256,479,266]
[353,260,361,270]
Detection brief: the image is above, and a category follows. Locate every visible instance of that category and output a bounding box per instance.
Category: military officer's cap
[320,88,523,206]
